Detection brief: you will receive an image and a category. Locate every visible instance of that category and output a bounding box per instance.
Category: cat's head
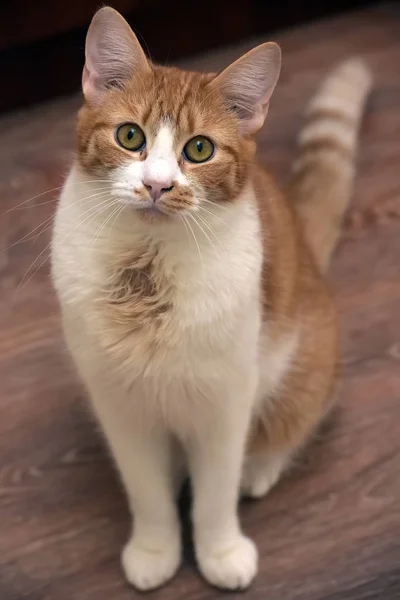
[77,7,281,220]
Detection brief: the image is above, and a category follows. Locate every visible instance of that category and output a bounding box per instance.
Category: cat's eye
[116,123,146,151]
[183,136,214,163]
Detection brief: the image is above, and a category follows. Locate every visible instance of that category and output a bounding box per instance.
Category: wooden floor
[1,5,400,599]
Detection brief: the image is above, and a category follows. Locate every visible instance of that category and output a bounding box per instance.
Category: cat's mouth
[119,187,194,219]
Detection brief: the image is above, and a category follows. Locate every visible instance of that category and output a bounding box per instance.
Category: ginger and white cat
[51,7,371,591]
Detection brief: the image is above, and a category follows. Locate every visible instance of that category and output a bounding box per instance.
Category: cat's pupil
[196,140,203,153]
[127,129,134,140]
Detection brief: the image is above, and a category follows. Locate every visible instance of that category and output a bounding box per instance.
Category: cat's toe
[241,453,287,499]
[122,536,181,591]
[241,468,280,498]
[197,535,258,590]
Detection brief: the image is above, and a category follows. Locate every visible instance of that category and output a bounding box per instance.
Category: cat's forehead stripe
[140,70,209,132]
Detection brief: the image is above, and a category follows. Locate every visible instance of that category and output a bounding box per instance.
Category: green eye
[183,136,214,163]
[116,123,146,151]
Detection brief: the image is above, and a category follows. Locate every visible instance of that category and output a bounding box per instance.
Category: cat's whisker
[13,185,112,210]
[198,204,231,230]
[182,215,206,284]
[6,190,112,250]
[108,204,126,241]
[2,180,112,216]
[90,201,122,249]
[191,212,222,253]
[197,211,227,252]
[15,197,114,295]
[180,213,192,246]
[30,215,57,244]
[188,213,216,254]
[2,186,64,215]
[199,197,230,213]
[200,198,230,214]
[30,191,113,245]
[57,189,112,212]
[10,214,56,249]
[64,202,116,255]
[31,220,57,244]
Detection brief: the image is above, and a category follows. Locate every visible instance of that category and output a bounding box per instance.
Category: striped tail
[289,58,372,273]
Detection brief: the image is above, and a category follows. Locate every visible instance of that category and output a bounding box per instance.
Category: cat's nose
[143,177,174,202]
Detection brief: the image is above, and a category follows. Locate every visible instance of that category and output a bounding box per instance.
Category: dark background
[0,0,373,114]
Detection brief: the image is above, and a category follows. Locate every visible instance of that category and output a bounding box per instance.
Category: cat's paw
[241,466,280,498]
[122,535,181,591]
[197,535,258,590]
[241,453,287,499]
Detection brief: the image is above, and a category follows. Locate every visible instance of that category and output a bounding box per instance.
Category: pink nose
[143,177,174,201]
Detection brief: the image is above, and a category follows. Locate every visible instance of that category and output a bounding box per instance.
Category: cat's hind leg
[241,448,292,499]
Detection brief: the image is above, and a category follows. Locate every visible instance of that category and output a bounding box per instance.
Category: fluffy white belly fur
[52,168,276,421]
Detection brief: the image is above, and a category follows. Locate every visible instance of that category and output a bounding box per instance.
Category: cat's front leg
[187,369,258,590]
[90,395,181,591]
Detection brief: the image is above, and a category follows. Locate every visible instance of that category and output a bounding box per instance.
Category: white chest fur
[52,167,263,399]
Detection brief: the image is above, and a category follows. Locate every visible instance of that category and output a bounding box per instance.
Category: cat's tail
[288,58,372,273]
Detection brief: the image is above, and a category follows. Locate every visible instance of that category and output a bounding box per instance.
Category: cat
[51,6,372,591]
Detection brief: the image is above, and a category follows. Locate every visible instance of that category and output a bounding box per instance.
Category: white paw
[197,535,258,590]
[241,454,286,499]
[122,536,181,591]
[241,467,280,499]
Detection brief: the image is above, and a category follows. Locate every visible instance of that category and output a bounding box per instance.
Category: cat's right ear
[82,7,150,104]
[209,42,281,135]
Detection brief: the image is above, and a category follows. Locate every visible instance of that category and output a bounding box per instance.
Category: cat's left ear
[82,7,151,104]
[210,42,281,135]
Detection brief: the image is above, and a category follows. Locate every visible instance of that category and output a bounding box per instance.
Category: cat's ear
[82,7,150,104]
[210,42,281,135]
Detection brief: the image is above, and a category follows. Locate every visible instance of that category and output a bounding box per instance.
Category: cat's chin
[136,205,172,222]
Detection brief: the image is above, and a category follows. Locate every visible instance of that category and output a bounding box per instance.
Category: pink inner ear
[82,65,92,96]
[82,63,100,104]
[83,44,109,105]
[243,109,267,135]
[210,42,281,135]
[81,7,151,104]
[238,102,270,136]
